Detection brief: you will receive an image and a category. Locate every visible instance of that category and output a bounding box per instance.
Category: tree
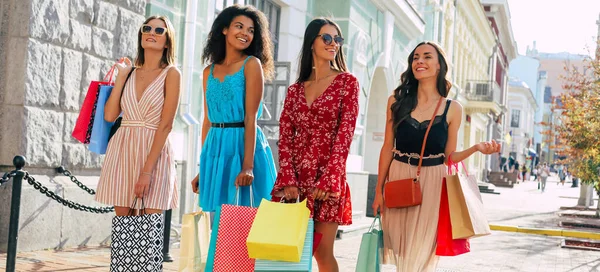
[549,43,600,215]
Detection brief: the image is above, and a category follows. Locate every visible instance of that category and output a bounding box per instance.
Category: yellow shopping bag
[178,211,211,272]
[246,199,310,262]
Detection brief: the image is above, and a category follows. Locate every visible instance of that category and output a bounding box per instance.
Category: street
[1,175,599,271]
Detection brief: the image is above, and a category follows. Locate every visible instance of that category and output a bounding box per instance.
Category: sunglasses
[317,33,344,46]
[140,24,167,36]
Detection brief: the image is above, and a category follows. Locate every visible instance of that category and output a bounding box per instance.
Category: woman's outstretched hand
[476,140,501,155]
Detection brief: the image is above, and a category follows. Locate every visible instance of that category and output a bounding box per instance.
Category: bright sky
[507,0,600,56]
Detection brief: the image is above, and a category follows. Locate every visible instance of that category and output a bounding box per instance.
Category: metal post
[162,209,173,262]
[6,155,26,272]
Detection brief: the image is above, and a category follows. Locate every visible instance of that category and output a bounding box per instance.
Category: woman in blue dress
[191,4,276,211]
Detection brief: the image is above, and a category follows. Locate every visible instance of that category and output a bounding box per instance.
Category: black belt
[211,122,245,128]
[393,153,445,166]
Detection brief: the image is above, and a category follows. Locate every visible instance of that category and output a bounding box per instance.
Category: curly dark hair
[201,4,274,80]
[391,41,451,130]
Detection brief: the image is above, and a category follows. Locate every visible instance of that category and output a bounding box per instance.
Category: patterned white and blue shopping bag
[110,201,164,271]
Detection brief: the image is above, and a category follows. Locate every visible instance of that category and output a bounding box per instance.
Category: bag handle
[233,186,254,207]
[369,214,382,231]
[127,197,148,216]
[103,64,117,83]
[415,98,445,181]
[447,152,468,175]
[279,195,301,203]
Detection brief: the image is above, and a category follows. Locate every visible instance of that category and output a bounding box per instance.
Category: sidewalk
[2,174,599,271]
[484,175,598,230]
[2,230,599,272]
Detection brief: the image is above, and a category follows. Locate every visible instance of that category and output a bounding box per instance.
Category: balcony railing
[464,80,502,105]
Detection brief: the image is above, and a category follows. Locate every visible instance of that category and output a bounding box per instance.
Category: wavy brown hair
[201,4,274,80]
[134,15,176,68]
[391,41,451,129]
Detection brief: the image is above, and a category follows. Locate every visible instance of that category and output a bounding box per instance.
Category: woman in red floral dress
[271,18,359,272]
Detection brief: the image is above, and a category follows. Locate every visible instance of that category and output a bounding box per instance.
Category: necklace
[138,67,162,80]
[415,97,441,115]
[306,69,335,87]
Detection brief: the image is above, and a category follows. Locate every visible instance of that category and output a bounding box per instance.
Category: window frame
[511,109,520,128]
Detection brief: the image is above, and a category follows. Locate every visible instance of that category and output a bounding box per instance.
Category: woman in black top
[371,41,500,272]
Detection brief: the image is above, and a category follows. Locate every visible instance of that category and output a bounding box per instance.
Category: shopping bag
[88,85,115,154]
[446,162,491,239]
[72,65,115,143]
[253,219,314,271]
[246,199,310,262]
[178,211,211,272]
[206,189,258,272]
[436,179,470,256]
[110,207,164,271]
[313,232,322,256]
[355,216,383,272]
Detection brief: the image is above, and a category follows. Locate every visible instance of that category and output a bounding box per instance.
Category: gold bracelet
[141,171,152,176]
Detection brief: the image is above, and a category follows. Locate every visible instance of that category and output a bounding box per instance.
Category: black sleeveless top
[395,99,452,157]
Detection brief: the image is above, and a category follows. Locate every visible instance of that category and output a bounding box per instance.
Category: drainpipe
[180,0,201,214]
[451,0,459,95]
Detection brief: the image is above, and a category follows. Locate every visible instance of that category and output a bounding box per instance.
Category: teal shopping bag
[253,219,314,271]
[355,215,383,272]
[88,85,114,154]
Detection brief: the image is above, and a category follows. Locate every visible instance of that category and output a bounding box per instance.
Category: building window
[216,0,242,14]
[215,0,281,60]
[246,0,281,60]
[511,109,520,128]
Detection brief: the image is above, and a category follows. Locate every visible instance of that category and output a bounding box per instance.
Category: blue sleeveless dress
[199,56,276,212]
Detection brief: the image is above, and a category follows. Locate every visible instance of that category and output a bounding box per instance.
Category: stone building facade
[0,0,146,252]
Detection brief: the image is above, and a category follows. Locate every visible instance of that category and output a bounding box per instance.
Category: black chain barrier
[56,166,96,195]
[0,170,16,185]
[24,173,114,213]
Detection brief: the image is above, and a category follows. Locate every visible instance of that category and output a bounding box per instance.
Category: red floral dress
[272,73,359,225]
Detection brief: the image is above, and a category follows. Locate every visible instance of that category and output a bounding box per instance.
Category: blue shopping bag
[355,215,383,272]
[88,85,114,154]
[253,219,314,271]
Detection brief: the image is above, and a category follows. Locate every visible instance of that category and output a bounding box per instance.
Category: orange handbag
[384,98,444,208]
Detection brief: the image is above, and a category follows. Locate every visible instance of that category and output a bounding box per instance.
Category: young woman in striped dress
[95,15,180,216]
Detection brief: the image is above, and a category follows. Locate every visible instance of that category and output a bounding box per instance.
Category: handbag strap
[120,68,136,99]
[415,98,445,181]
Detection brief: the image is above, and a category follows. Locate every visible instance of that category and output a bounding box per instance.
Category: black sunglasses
[141,24,167,36]
[316,33,344,46]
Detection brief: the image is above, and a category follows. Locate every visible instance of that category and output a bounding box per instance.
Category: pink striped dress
[95,66,178,210]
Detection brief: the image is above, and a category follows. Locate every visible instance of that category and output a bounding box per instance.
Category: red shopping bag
[436,179,470,256]
[313,232,323,255]
[72,65,116,143]
[206,204,258,272]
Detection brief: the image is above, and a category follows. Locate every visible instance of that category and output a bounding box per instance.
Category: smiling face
[411,44,441,81]
[140,19,168,51]
[312,24,342,62]
[223,15,254,51]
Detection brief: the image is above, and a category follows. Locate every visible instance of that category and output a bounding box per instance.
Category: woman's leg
[314,221,339,272]
[143,208,164,215]
[114,206,132,216]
